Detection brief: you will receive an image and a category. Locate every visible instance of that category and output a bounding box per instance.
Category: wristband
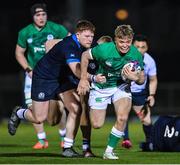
[90,75,96,82]
[149,94,155,96]
[25,67,32,73]
[92,75,96,82]
[90,75,93,82]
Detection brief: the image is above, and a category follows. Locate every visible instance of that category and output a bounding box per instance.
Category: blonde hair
[115,25,134,39]
[97,35,112,44]
[75,20,95,33]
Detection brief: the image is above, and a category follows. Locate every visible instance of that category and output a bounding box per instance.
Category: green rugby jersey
[17,21,68,68]
[91,42,144,88]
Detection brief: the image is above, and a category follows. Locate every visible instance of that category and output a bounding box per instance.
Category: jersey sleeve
[55,24,68,39]
[17,29,27,48]
[148,58,157,76]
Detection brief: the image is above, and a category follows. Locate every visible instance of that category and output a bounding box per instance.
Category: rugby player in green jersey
[14,3,69,149]
[77,25,145,159]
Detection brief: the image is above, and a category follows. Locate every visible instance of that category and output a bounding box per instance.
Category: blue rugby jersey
[152,116,180,151]
[33,34,83,80]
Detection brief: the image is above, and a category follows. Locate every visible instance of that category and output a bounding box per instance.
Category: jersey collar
[72,34,81,48]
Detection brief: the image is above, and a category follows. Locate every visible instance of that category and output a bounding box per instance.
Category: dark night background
[1,0,180,81]
[0,0,180,117]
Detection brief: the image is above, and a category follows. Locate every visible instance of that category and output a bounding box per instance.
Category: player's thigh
[114,97,132,119]
[47,100,61,126]
[57,99,65,113]
[88,89,111,110]
[60,89,81,114]
[90,109,106,128]
[80,94,90,125]
[113,84,132,118]
[32,100,49,122]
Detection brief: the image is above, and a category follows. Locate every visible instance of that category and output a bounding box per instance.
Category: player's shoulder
[59,35,77,50]
[144,52,153,59]
[144,52,156,63]
[47,21,65,28]
[18,24,34,35]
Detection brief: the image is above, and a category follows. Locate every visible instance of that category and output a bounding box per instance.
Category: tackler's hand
[77,79,90,95]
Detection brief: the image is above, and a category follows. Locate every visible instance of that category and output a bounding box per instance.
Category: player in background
[121,34,158,149]
[139,110,180,152]
[97,35,113,44]
[14,3,70,149]
[77,25,145,159]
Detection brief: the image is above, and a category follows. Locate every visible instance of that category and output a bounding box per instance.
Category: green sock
[107,133,121,148]
[60,136,64,142]
[39,139,45,145]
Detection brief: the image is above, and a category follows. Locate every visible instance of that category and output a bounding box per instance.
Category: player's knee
[65,103,82,115]
[117,115,128,124]
[34,116,46,124]
[92,123,102,129]
[91,120,103,129]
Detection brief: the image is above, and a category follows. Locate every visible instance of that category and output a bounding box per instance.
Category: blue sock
[82,139,90,151]
[143,124,152,142]
[123,122,129,140]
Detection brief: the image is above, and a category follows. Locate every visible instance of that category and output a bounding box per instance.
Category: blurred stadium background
[0,0,180,119]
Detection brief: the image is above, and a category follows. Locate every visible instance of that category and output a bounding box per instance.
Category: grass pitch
[0,118,180,164]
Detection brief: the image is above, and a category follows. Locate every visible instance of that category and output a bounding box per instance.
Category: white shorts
[24,73,32,107]
[89,83,132,110]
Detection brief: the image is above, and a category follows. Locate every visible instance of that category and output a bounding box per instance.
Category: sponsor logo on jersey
[34,47,46,53]
[27,38,33,44]
[105,61,112,67]
[38,92,45,99]
[70,53,75,57]
[47,34,54,40]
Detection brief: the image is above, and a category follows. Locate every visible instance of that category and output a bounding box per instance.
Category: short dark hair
[75,20,95,33]
[30,3,47,17]
[133,34,149,45]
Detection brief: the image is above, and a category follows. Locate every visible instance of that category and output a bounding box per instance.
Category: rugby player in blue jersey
[140,113,180,152]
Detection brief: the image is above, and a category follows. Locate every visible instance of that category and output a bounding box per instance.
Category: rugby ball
[121,61,141,82]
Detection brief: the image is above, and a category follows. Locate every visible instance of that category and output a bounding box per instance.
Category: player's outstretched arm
[77,50,92,95]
